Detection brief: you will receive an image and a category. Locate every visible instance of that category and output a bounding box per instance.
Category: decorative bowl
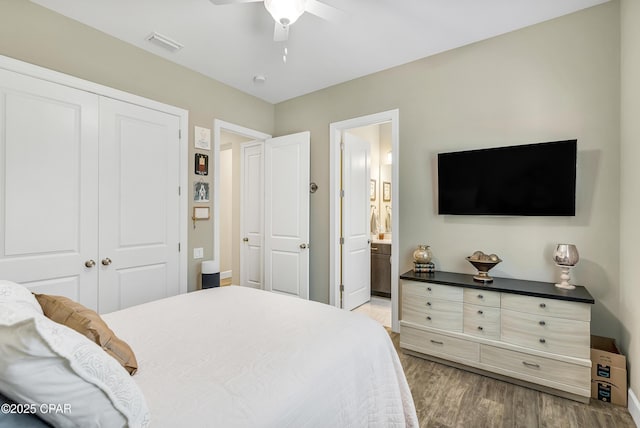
[466,254,502,283]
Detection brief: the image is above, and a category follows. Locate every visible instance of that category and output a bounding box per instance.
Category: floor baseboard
[629,388,640,427]
[221,270,232,279]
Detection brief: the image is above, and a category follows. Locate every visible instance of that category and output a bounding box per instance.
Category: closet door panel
[98,98,180,313]
[0,69,99,309]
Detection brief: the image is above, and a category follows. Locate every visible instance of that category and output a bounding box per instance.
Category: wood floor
[386,330,635,428]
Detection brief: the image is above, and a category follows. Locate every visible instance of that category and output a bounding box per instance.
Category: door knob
[101,258,112,266]
[299,243,308,249]
[85,260,96,268]
[243,237,249,242]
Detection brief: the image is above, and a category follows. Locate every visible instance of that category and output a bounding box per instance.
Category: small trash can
[201,260,220,289]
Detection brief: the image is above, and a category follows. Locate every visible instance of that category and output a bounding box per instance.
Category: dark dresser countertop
[400,270,594,304]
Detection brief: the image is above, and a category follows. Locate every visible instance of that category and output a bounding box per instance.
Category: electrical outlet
[193,247,204,259]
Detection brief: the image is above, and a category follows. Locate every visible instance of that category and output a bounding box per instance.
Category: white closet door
[264,131,310,299]
[240,141,264,289]
[0,68,100,309]
[98,98,181,313]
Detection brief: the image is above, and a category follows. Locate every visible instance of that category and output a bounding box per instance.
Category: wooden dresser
[399,270,595,402]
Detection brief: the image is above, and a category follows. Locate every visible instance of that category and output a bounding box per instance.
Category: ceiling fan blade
[273,22,289,42]
[305,0,345,22]
[209,0,262,5]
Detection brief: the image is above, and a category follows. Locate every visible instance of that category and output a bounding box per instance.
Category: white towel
[370,207,379,234]
[385,208,391,232]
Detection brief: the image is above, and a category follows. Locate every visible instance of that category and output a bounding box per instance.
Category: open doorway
[213,120,271,287]
[329,110,400,332]
[213,120,311,298]
[218,131,253,285]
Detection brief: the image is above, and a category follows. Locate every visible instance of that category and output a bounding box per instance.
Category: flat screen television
[437,140,577,216]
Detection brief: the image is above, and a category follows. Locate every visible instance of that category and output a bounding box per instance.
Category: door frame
[329,109,400,332]
[212,120,271,280]
[0,54,189,296]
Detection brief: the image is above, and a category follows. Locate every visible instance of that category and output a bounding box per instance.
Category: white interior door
[341,132,371,310]
[264,131,310,299]
[98,98,181,313]
[240,141,264,289]
[0,69,100,310]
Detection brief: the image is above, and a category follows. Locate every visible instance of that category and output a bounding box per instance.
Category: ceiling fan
[209,0,343,41]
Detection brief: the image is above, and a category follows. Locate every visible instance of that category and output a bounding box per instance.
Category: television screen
[437,140,577,216]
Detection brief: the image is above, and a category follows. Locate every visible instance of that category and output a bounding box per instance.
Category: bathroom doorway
[329,110,400,332]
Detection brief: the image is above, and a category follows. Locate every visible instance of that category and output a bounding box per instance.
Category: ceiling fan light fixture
[264,0,307,26]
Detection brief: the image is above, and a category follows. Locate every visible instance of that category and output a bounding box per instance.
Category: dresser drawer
[501,294,590,322]
[403,296,463,331]
[463,304,500,340]
[501,309,590,358]
[463,288,500,307]
[403,281,463,302]
[401,325,480,362]
[480,345,590,391]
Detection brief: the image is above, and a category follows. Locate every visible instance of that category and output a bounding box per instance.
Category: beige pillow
[33,294,138,375]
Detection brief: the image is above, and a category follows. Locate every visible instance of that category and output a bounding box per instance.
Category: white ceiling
[31,0,608,104]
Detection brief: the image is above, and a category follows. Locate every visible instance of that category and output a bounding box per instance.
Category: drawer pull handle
[539,303,546,308]
[426,302,432,306]
[371,247,379,251]
[426,316,432,321]
[477,310,483,315]
[477,294,483,299]
[427,287,432,291]
[522,361,540,369]
[539,320,546,326]
[539,338,546,344]
[430,340,444,345]
[477,326,483,331]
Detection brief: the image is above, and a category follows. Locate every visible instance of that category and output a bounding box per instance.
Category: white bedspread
[102,286,417,428]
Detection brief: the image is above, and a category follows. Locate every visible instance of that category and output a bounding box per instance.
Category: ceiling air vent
[146,32,183,52]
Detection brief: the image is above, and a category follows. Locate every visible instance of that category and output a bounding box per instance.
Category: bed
[0,282,418,427]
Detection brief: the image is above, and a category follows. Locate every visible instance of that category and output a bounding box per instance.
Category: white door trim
[0,54,189,296]
[329,109,400,332]
[212,120,271,279]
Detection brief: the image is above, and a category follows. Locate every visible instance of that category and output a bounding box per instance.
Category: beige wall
[620,0,640,398]
[275,1,622,341]
[0,0,275,292]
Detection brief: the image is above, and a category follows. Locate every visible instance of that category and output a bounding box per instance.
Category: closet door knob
[101,258,112,266]
[243,237,249,242]
[299,243,308,249]
[85,260,96,268]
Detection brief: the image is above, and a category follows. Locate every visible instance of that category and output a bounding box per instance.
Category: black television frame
[437,140,577,216]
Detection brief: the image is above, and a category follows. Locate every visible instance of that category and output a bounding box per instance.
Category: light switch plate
[193,247,204,259]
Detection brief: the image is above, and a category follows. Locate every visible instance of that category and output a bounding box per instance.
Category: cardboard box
[591,335,627,406]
